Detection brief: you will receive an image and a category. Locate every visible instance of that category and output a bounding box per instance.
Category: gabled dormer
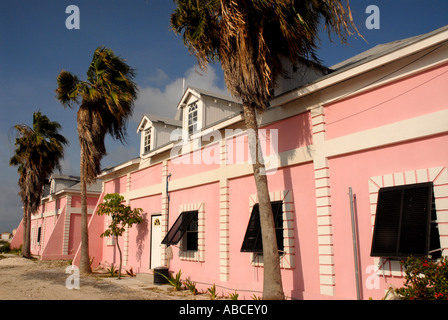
[137,114,182,156]
[177,87,242,137]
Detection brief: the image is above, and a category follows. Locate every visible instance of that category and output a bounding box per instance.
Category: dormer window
[188,103,198,135]
[50,180,55,194]
[144,127,152,153]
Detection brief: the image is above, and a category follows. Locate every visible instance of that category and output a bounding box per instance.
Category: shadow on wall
[136,212,149,268]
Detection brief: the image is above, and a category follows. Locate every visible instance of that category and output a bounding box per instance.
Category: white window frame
[144,127,152,153]
[187,103,198,136]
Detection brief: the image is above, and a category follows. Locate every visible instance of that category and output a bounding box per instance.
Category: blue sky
[0,0,447,232]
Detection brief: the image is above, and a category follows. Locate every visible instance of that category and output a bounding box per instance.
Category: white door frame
[150,214,162,269]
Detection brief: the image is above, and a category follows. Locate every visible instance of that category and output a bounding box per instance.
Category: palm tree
[56,46,138,274]
[170,0,360,299]
[10,111,68,258]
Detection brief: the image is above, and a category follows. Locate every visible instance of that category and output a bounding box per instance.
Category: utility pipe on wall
[349,187,361,300]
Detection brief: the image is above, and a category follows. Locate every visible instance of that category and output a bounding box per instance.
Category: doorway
[150,214,162,269]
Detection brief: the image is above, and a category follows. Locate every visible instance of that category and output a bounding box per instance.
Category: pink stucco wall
[167,182,221,288]
[85,59,448,299]
[99,194,162,272]
[130,163,162,190]
[168,144,221,179]
[71,195,100,209]
[226,162,318,299]
[325,63,448,140]
[328,133,448,300]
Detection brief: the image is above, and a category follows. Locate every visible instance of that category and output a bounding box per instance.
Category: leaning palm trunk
[56,47,138,275]
[10,112,68,260]
[79,152,91,274]
[22,207,31,258]
[243,105,284,300]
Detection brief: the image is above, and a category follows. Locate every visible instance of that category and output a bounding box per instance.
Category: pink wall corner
[72,193,105,268]
[10,219,23,250]
[41,205,70,260]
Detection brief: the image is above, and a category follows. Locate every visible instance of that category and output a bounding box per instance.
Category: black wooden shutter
[370,182,433,258]
[161,211,198,246]
[272,201,284,252]
[241,204,263,253]
[241,201,283,253]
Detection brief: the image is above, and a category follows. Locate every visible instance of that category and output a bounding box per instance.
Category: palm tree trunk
[243,105,284,300]
[79,151,91,274]
[22,206,31,258]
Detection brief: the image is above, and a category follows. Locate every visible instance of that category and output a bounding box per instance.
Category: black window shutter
[241,204,263,253]
[161,211,198,246]
[399,185,432,256]
[241,201,283,253]
[370,182,433,258]
[272,201,284,252]
[37,226,42,243]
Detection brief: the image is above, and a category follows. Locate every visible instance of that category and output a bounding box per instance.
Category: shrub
[394,256,448,300]
[0,242,10,253]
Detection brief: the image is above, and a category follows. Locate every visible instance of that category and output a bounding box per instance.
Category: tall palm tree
[56,46,138,274]
[10,111,68,258]
[171,0,360,299]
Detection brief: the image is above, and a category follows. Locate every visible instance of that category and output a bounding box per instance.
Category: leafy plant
[0,242,10,253]
[229,291,239,300]
[97,193,143,279]
[106,263,118,277]
[208,284,217,300]
[393,256,448,300]
[126,267,136,277]
[158,269,184,291]
[184,278,198,295]
[251,294,262,300]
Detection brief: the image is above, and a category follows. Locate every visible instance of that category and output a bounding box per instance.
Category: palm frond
[171,0,361,111]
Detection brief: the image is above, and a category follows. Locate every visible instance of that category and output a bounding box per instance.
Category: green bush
[394,256,448,300]
[0,242,10,253]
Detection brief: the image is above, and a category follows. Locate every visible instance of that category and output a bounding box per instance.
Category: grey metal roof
[143,113,182,127]
[184,86,242,104]
[330,24,448,72]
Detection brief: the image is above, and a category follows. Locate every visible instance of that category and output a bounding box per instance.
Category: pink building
[10,174,102,261]
[76,25,448,299]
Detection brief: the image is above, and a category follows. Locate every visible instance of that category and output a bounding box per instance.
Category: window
[162,211,198,251]
[185,214,198,251]
[37,226,42,244]
[187,103,198,135]
[370,182,441,259]
[144,127,151,153]
[241,201,284,253]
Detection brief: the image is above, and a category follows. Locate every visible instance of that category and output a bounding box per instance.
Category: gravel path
[0,254,210,300]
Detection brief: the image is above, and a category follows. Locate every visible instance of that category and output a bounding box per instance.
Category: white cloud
[132,65,228,123]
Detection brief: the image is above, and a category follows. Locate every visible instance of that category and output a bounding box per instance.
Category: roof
[330,24,448,72]
[177,86,241,109]
[49,174,80,182]
[144,114,182,127]
[67,180,103,193]
[137,113,182,132]
[271,24,448,106]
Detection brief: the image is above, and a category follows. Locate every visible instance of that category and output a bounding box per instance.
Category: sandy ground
[0,254,212,300]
